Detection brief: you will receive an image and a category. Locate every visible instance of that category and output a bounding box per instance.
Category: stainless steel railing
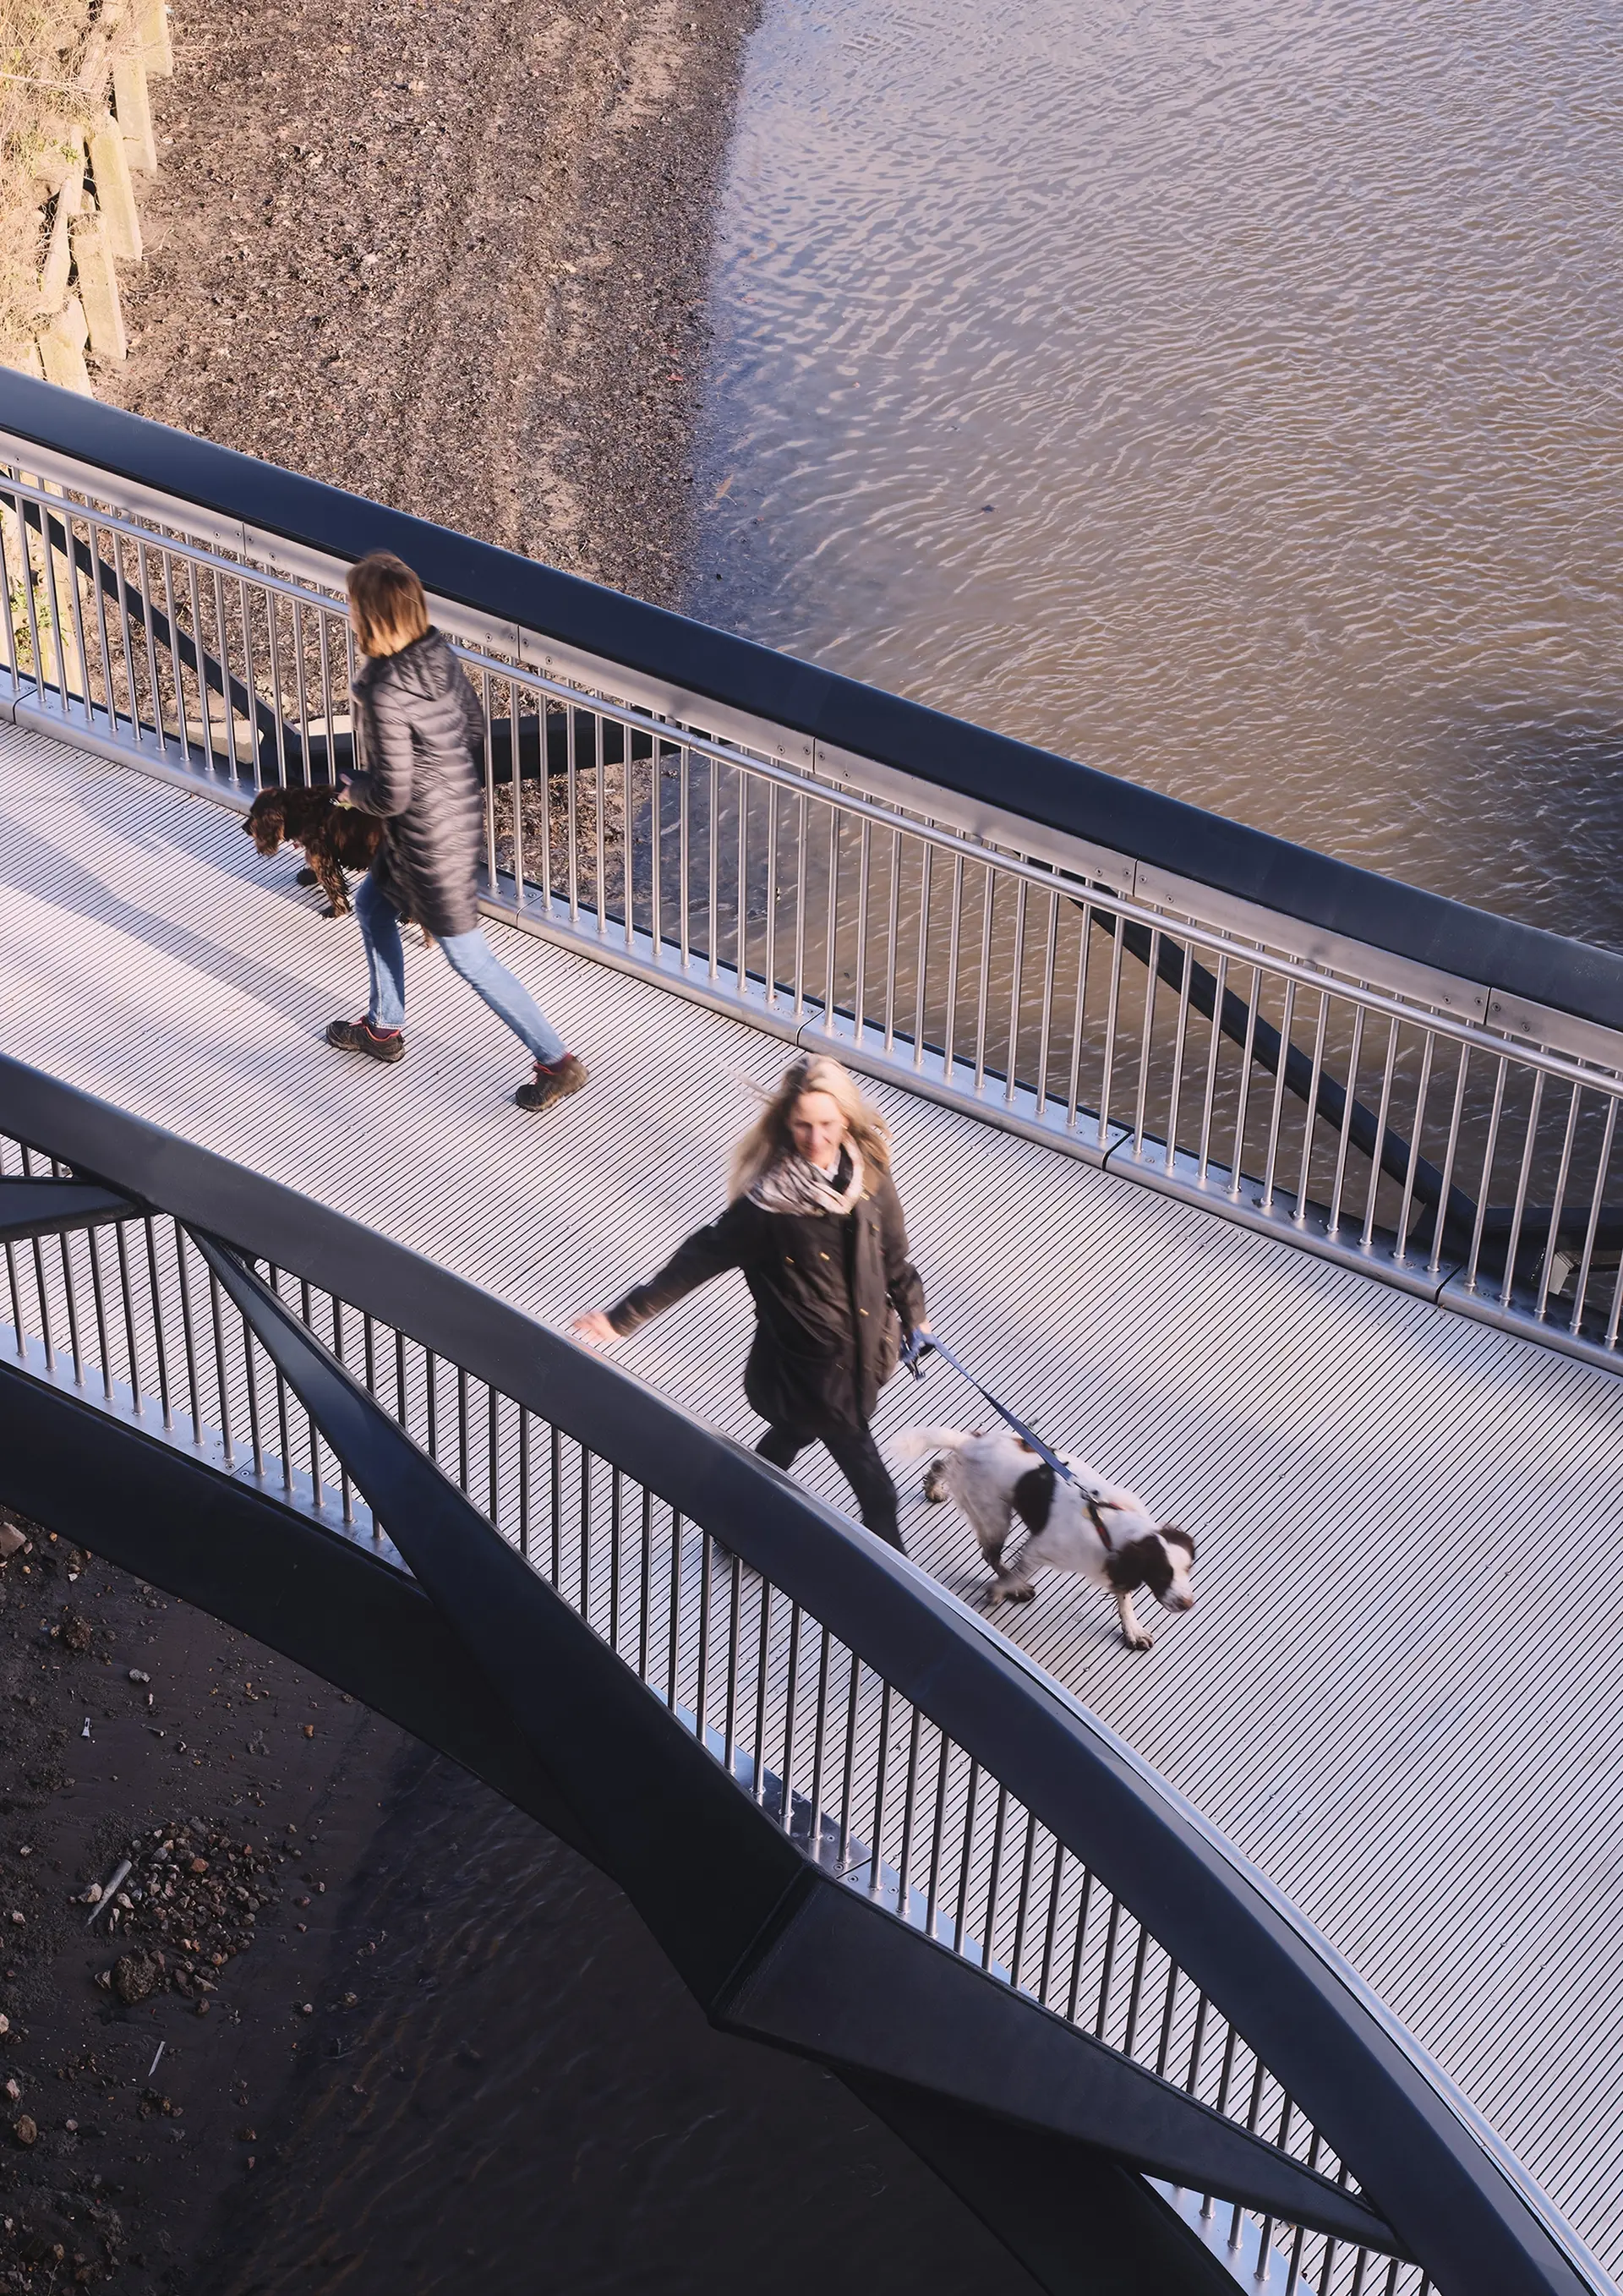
[0,1109,1444,2296]
[3,447,1621,1380]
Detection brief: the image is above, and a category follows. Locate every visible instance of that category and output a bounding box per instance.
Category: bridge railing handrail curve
[0,370,1620,1042]
[0,1047,1610,2296]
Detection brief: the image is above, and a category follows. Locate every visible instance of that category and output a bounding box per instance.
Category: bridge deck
[3,720,1621,2270]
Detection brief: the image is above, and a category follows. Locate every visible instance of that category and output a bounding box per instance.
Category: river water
[691,0,1623,952]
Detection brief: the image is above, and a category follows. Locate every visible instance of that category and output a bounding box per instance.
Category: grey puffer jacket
[344,628,486,939]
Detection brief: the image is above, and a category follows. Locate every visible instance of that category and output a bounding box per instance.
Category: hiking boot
[326,1017,405,1065]
[515,1052,588,1112]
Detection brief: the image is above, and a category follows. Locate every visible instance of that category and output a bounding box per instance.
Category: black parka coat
[344,628,486,940]
[608,1169,926,1436]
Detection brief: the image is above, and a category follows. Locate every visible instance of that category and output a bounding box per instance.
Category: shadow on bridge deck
[3,718,1620,2274]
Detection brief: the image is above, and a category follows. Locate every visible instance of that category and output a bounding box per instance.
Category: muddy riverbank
[101,0,757,607]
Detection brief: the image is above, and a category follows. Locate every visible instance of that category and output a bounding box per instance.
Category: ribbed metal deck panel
[4,721,1621,2270]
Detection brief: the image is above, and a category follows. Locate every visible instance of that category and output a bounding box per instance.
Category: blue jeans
[355,873,566,1066]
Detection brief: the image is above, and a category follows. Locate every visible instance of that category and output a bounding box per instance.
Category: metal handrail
[3,448,1622,1367]
[0,1049,1613,2296]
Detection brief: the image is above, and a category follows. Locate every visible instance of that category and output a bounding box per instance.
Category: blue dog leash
[901,1329,1075,1486]
[901,1330,1125,1550]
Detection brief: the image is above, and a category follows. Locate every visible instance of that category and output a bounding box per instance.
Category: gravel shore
[99,0,758,606]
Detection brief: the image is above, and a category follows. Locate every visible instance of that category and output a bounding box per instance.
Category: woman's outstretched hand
[571,1310,619,1348]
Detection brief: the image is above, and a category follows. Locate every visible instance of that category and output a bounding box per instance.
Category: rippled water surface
[692,0,1623,948]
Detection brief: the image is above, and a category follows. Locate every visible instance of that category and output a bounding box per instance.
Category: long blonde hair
[730,1055,891,1200]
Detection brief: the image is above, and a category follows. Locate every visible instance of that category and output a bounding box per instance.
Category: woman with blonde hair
[328,551,587,1115]
[573,1055,928,1551]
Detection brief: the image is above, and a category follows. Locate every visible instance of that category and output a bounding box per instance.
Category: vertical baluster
[1290,987,1331,1222]
[1426,1046,1472,1274]
[300,1282,322,1506]
[695,1528,713,1748]
[943,852,965,1080]
[1037,1838,1065,2006]
[666,1509,684,1710]
[792,785,809,1015]
[912,842,932,1069]
[603,713,616,944]
[1093,1896,1122,2039]
[972,864,994,1094]
[1184,1992,1210,2098]
[1534,1081,1582,1323]
[550,1424,563,1583]
[805,1626,832,1856]
[1162,931,1195,1170]
[1396,1033,1432,1267]
[779,1602,802,1836]
[86,1227,112,1399]
[1064,1869,1094,2023]
[735,765,750,988]
[854,819,872,1043]
[580,1446,593,1629]
[751,1577,773,1804]
[1154,1960,1179,2076]
[862,1678,890,1894]
[649,726,664,958]
[243,1305,264,1479]
[1131,926,1161,1152]
[1356,1014,1402,1250]
[1463,1056,1510,1291]
[1325,1004,1369,1236]
[822,803,840,1031]
[517,1409,532,1564]
[979,1785,1008,1972]
[565,702,581,923]
[1003,877,1028,1106]
[1569,1094,1619,1337]
[270,1271,291,1485]
[836,1649,861,1867]
[176,1229,202,1441]
[952,1760,981,1954]
[708,752,720,982]
[895,1707,922,1918]
[482,668,499,893]
[609,1468,622,1653]
[114,1222,142,1412]
[639,1485,653,1678]
[207,1270,233,1465]
[1065,899,1094,1134]
[1096,915,1125,1150]
[55,1227,82,1381]
[883,823,901,1051]
[1496,1070,1545,1307]
[723,1548,743,1779]
[1008,1812,1036,1993]
[678,741,692,968]
[764,779,779,1008]
[924,1730,951,1942]
[1260,981,1298,1214]
[1227,959,1264,1198]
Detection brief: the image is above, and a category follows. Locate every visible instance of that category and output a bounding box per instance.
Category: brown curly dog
[244,784,385,920]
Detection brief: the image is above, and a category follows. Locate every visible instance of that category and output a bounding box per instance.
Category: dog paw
[296,866,319,888]
[997,1580,1036,1605]
[320,904,352,920]
[1123,1628,1154,1651]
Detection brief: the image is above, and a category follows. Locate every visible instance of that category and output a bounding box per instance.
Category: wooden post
[71,219,127,364]
[38,303,93,397]
[87,114,142,263]
[137,0,173,77]
[113,53,157,176]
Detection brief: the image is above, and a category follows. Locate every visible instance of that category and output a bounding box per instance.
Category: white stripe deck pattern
[3,722,1622,2268]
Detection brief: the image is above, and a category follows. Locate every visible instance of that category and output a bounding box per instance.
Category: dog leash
[901,1330,1123,1547]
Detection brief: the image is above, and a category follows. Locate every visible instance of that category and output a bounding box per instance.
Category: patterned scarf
[750,1144,866,1217]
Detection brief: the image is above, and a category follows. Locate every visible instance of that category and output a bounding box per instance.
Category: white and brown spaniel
[893,1426,1196,1648]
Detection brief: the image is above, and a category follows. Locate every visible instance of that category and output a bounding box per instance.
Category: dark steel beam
[0,1176,139,1243]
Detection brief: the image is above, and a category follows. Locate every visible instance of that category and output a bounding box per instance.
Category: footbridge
[1,374,1620,2296]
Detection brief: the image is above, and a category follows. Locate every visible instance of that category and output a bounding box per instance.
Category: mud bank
[99,0,758,607]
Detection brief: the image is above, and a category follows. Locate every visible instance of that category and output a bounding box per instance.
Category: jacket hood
[358,626,459,701]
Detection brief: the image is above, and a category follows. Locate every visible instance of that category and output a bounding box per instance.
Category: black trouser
[756,1421,903,1552]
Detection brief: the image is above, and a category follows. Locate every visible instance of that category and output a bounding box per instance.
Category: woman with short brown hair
[574,1056,928,1551]
[328,552,587,1115]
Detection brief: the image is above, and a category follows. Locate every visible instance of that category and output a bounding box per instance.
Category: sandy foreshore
[98,0,758,606]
